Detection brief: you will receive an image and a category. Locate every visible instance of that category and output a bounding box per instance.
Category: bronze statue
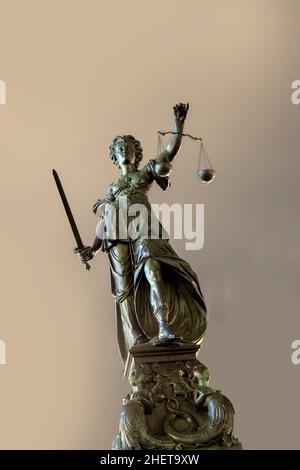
[54,103,241,450]
[75,103,207,365]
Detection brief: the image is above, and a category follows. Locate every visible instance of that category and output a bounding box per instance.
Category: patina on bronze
[113,341,241,450]
[76,103,207,362]
[69,103,241,450]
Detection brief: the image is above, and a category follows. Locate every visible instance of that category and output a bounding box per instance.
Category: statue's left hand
[173,102,189,125]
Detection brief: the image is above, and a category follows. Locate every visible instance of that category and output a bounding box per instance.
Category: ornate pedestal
[112,340,242,450]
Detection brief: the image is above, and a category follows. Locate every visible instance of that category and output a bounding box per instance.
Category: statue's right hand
[73,246,94,264]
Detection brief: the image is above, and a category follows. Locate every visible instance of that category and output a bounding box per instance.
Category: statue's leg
[144,257,176,340]
[109,242,147,347]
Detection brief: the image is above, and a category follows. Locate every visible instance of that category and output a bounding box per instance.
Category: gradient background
[0,0,299,450]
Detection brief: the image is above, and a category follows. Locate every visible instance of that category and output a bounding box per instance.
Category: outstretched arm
[155,103,189,164]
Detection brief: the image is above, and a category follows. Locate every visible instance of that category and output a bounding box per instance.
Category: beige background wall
[0,0,299,449]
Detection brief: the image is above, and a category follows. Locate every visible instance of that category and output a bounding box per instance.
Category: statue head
[109,135,143,168]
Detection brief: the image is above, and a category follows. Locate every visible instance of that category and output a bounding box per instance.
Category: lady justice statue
[57,103,241,450]
[75,103,207,365]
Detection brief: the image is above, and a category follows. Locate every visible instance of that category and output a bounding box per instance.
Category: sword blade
[52,169,90,270]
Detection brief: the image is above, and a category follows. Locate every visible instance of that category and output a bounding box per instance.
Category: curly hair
[109,135,143,167]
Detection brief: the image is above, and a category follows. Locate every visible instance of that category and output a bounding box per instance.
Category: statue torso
[107,166,153,205]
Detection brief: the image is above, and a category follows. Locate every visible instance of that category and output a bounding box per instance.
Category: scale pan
[197,168,216,184]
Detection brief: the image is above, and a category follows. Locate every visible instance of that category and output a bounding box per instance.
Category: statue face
[115,140,136,166]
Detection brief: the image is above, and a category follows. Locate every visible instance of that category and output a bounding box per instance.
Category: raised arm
[155,102,189,164]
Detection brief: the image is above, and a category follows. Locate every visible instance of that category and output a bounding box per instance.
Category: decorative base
[112,340,242,450]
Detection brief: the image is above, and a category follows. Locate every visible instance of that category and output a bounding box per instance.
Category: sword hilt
[73,246,92,271]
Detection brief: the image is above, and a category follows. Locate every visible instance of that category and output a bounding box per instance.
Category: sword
[52,169,91,271]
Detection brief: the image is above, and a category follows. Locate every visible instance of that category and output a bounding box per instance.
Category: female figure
[75,103,207,364]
